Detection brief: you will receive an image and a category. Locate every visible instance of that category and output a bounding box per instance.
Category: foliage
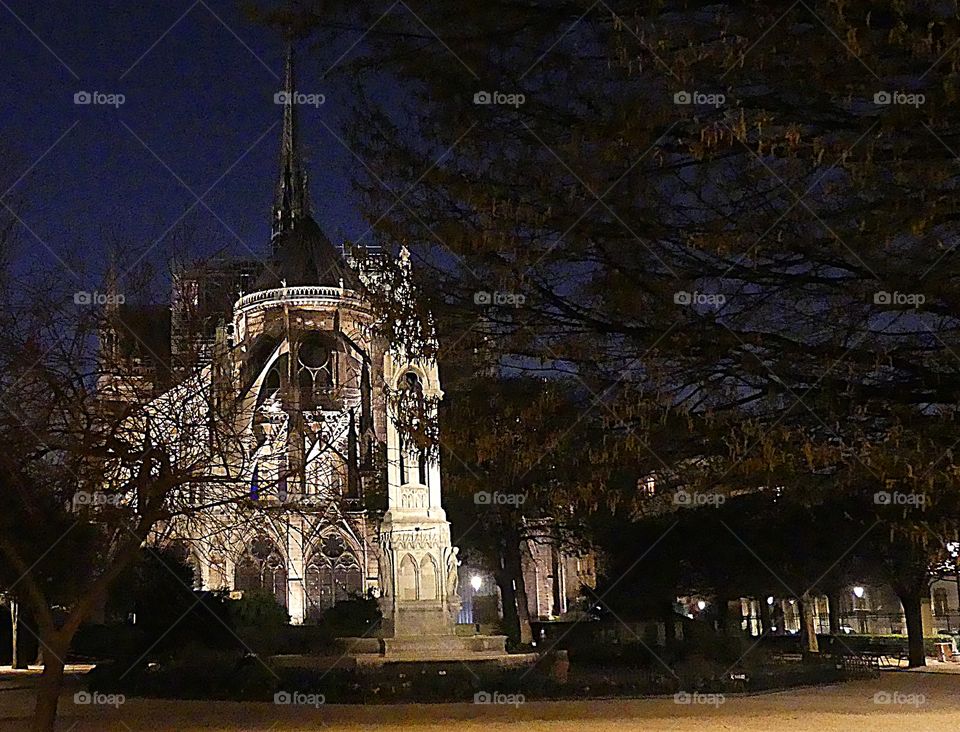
[229,590,290,627]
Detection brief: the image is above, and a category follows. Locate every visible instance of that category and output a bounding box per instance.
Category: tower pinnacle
[272,42,310,248]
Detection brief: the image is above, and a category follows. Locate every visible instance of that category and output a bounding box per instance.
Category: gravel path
[1,670,958,730]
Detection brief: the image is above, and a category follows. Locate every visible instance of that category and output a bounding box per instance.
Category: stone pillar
[197,549,213,591]
[286,519,305,625]
[379,513,459,638]
[378,353,462,646]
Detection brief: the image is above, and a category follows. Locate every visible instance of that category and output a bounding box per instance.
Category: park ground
[0,667,958,731]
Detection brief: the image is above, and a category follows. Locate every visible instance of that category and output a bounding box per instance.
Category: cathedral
[100,47,462,637]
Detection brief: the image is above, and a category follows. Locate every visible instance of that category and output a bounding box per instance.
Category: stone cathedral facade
[101,49,462,634]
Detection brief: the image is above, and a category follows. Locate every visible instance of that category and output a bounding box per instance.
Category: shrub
[321,597,382,637]
[228,590,289,627]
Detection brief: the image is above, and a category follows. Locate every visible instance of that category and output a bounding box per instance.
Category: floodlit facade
[100,48,461,633]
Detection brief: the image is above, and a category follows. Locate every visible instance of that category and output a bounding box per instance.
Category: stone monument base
[329,633,509,662]
[271,643,535,671]
[379,633,507,660]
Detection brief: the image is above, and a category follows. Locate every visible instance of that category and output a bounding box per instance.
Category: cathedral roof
[254,215,363,290]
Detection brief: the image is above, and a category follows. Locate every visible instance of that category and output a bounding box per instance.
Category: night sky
[0,0,365,294]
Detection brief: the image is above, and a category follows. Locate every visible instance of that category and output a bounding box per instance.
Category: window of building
[304,533,363,620]
[933,587,949,617]
[234,535,287,608]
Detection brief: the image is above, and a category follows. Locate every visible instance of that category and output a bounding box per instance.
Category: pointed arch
[304,530,364,620]
[419,554,439,601]
[234,533,287,608]
[397,553,418,601]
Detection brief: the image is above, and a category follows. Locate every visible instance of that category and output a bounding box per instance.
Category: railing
[234,285,367,312]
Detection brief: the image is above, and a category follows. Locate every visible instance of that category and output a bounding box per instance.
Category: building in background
[99,47,461,637]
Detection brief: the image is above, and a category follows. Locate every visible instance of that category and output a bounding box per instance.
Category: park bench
[831,653,881,677]
[851,640,909,669]
[862,649,908,668]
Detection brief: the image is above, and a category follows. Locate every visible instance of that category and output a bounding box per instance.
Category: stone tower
[376,252,461,641]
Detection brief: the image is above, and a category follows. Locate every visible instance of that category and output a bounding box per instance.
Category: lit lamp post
[853,586,867,634]
[947,542,960,633]
[470,575,482,631]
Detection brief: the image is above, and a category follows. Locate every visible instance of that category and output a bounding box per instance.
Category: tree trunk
[32,633,68,732]
[9,600,21,669]
[515,575,534,645]
[758,598,772,637]
[826,589,841,636]
[900,589,926,668]
[502,537,533,645]
[799,593,819,657]
[494,565,520,644]
[661,599,679,651]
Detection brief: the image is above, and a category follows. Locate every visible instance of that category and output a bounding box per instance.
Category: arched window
[304,533,364,620]
[335,554,363,603]
[396,371,429,485]
[264,367,281,394]
[244,335,281,390]
[299,335,334,382]
[254,354,287,412]
[234,535,287,608]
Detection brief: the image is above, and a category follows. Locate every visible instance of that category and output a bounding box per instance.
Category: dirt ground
[0,669,958,731]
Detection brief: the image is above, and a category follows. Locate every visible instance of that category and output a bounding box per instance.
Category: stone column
[286,518,306,625]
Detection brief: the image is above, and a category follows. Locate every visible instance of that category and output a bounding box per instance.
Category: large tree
[0,255,254,730]
[278,0,960,664]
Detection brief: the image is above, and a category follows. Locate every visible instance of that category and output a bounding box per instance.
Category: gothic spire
[272,41,310,248]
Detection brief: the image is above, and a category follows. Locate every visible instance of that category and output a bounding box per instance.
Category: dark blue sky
[0,0,366,293]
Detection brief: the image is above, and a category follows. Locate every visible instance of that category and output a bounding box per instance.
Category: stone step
[381,634,508,658]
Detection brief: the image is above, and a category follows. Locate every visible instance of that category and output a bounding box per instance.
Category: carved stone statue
[379,548,393,599]
[445,546,460,599]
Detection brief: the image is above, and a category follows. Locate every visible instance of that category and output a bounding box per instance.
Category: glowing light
[853,586,865,598]
[471,575,482,591]
[766,596,774,605]
[697,600,707,611]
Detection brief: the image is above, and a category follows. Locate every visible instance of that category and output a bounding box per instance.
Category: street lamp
[948,542,960,629]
